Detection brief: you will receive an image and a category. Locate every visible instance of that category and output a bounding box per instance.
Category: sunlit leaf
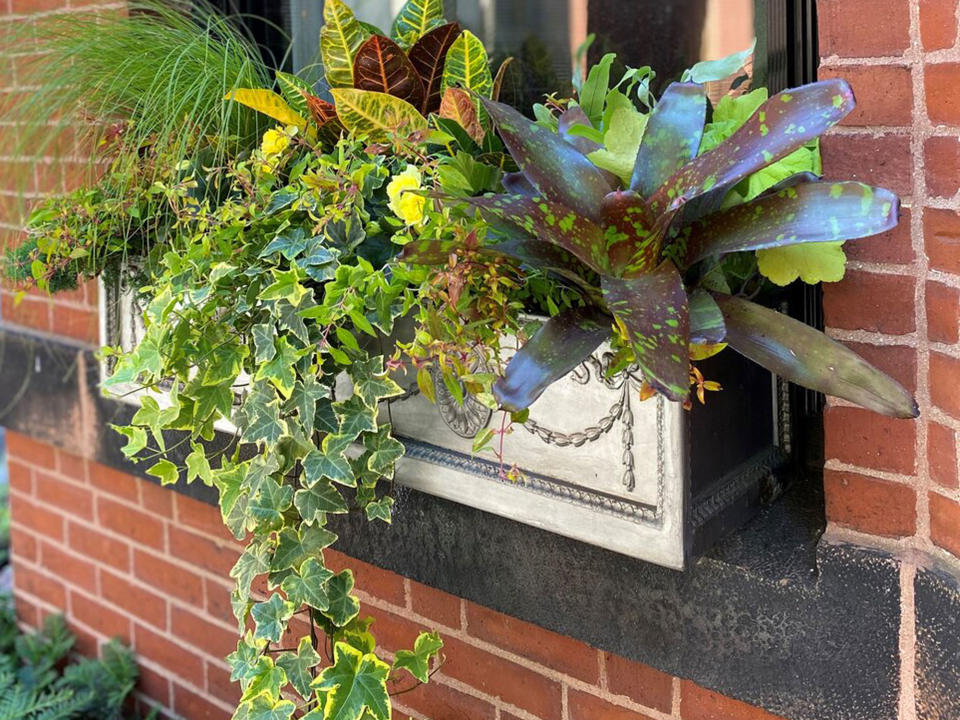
[320,0,367,88]
[757,242,847,285]
[587,90,649,184]
[224,89,306,128]
[439,87,484,143]
[391,0,444,47]
[441,29,492,99]
[275,71,314,117]
[393,631,443,683]
[330,88,427,139]
[313,642,390,720]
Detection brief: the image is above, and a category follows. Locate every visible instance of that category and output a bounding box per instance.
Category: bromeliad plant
[405,75,919,419]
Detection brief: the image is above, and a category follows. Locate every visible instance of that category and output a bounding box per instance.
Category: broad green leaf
[588,90,649,185]
[323,571,361,627]
[409,23,462,113]
[441,30,493,103]
[682,182,899,265]
[277,637,323,699]
[225,89,306,128]
[480,97,613,222]
[275,71,314,117]
[272,526,338,572]
[757,242,846,285]
[699,88,768,153]
[493,306,612,412]
[303,446,353,486]
[601,262,690,401]
[682,39,756,84]
[391,0,444,47]
[579,53,616,127]
[393,631,443,683]
[146,459,179,486]
[330,88,427,139]
[281,558,334,610]
[295,479,349,521]
[630,82,706,198]
[313,643,390,720]
[113,425,146,459]
[717,295,918,418]
[320,0,366,88]
[252,592,296,644]
[352,34,425,109]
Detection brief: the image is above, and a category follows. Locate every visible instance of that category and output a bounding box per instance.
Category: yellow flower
[260,127,290,156]
[387,166,426,225]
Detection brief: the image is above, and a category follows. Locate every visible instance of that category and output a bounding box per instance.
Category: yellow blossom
[387,166,426,225]
[260,127,290,156]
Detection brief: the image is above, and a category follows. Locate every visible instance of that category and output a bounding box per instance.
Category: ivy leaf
[231,540,272,611]
[239,655,287,703]
[320,0,366,88]
[242,385,288,445]
[245,694,296,720]
[364,496,394,524]
[391,0,444,47]
[252,323,276,363]
[252,593,296,644]
[303,446,354,487]
[323,571,361,627]
[277,637,323,699]
[260,227,312,261]
[757,242,847,286]
[184,444,213,485]
[288,374,331,436]
[363,425,405,475]
[276,299,311,346]
[227,636,265,686]
[280,558,334,610]
[112,425,146,459]
[244,452,282,497]
[352,357,404,408]
[215,462,252,540]
[272,526,338,572]
[132,394,179,451]
[248,477,293,529]
[334,395,378,441]
[255,336,303,399]
[259,268,309,306]
[146,459,179,486]
[393,631,443,683]
[313,643,390,720]
[295,480,349,522]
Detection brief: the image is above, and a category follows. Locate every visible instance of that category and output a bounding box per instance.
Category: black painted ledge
[0,323,956,720]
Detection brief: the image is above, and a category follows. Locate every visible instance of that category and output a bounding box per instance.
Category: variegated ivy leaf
[281,558,334,610]
[231,540,272,611]
[313,643,391,720]
[334,394,378,440]
[252,592,296,644]
[323,571,362,627]
[393,631,443,683]
[227,635,265,686]
[352,356,405,408]
[295,479,349,522]
[216,462,252,540]
[247,477,293,529]
[272,526,338,572]
[245,694,296,720]
[320,0,367,88]
[240,384,288,445]
[304,443,353,487]
[239,655,287,703]
[277,637,323,699]
[365,496,395,523]
[364,425,405,476]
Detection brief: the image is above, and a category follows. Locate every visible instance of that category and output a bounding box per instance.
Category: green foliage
[0,600,141,720]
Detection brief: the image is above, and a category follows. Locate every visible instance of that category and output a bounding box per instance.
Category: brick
[0,292,50,333]
[101,569,167,630]
[205,578,235,626]
[10,1,66,13]
[925,136,960,198]
[14,593,39,627]
[925,63,960,126]
[399,679,497,720]
[466,602,601,683]
[824,469,917,538]
[818,0,910,57]
[134,549,204,608]
[206,661,241,707]
[50,304,98,344]
[824,406,917,475]
[365,604,426,656]
[168,526,238,578]
[88,463,139,502]
[9,526,37,563]
[928,422,959,489]
[35,470,93,520]
[98,496,165,549]
[173,684,231,720]
[6,430,56,470]
[823,271,915,335]
[8,460,32,495]
[929,491,960,558]
[604,652,674,713]
[927,281,960,344]
[569,689,657,720]
[439,636,562,718]
[70,590,131,642]
[10,492,65,541]
[171,607,237,659]
[409,579,462,630]
[140,480,174,518]
[326,550,406,607]
[821,134,913,198]
[40,541,96,592]
[136,662,172,708]
[134,624,204,681]
[176,493,235,543]
[65,619,100,658]
[920,0,958,50]
[56,449,86,483]
[819,65,911,126]
[68,521,130,572]
[931,352,960,420]
[681,680,787,720]
[842,342,916,394]
[925,208,960,275]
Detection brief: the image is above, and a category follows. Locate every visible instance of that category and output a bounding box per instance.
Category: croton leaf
[649,79,855,216]
[683,182,899,265]
[717,295,919,418]
[330,88,427,139]
[630,82,707,198]
[481,97,613,222]
[320,0,367,88]
[391,0,444,47]
[558,104,602,154]
[601,261,690,401]
[409,22,462,114]
[439,87,484,143]
[493,306,612,412]
[441,29,493,99]
[352,35,425,109]
[224,89,306,128]
[451,193,608,274]
[275,72,314,118]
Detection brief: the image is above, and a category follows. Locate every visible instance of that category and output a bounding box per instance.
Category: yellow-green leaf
[275,71,314,117]
[391,0,444,47]
[757,242,847,286]
[225,89,306,128]
[330,88,427,139]
[587,90,649,185]
[441,30,492,122]
[320,0,366,88]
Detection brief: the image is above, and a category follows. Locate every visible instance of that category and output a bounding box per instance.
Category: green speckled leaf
[600,190,658,274]
[649,79,855,216]
[717,295,918,418]
[601,262,690,401]
[320,0,367,88]
[480,97,613,222]
[493,306,612,412]
[630,82,707,197]
[441,30,492,98]
[330,88,427,139]
[391,0,444,47]
[689,290,725,343]
[682,181,899,265]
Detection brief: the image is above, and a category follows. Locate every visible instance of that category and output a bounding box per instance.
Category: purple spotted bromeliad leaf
[630,82,707,198]
[501,171,536,197]
[479,97,613,222]
[493,306,612,412]
[600,190,659,275]
[682,181,900,266]
[558,104,602,154]
[689,290,725,343]
[717,295,918,418]
[601,261,690,401]
[647,79,855,217]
